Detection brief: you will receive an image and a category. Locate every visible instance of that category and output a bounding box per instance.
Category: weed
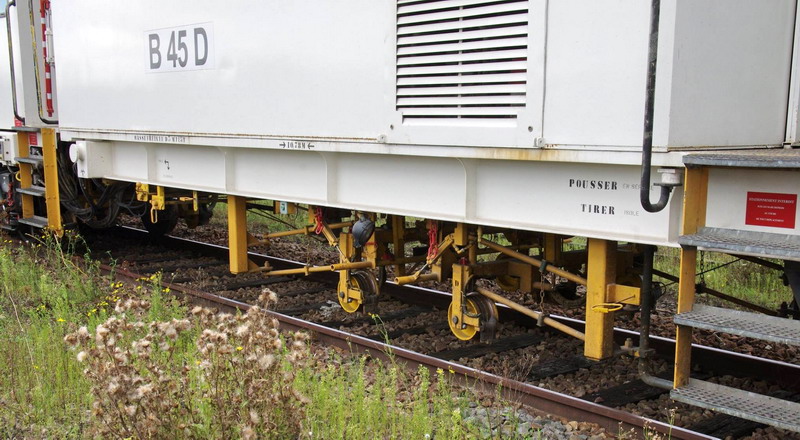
[64,290,309,439]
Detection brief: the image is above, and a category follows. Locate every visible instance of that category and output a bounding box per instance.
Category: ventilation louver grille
[396,0,529,126]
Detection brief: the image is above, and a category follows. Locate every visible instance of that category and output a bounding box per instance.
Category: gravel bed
[112,217,800,438]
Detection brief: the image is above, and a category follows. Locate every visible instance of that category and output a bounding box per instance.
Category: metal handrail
[4,0,25,124]
[26,0,57,125]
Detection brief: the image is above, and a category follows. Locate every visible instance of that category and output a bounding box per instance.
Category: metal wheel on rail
[447,292,499,342]
[338,269,380,313]
[141,205,178,236]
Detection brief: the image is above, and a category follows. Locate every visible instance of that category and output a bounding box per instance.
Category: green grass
[0,236,537,439]
[654,247,791,310]
[297,360,494,439]
[210,201,310,238]
[0,238,98,438]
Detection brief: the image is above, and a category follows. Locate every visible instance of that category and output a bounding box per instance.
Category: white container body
[46,0,800,246]
[52,0,796,151]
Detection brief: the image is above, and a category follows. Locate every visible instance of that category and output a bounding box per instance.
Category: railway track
[67,226,800,439]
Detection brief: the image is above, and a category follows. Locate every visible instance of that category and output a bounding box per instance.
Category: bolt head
[451,316,458,324]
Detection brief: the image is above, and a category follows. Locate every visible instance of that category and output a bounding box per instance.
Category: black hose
[639,0,673,213]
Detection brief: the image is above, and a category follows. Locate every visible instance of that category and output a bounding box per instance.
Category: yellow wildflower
[236,346,243,351]
[56,318,65,322]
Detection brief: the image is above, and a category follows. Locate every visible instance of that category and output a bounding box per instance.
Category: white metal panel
[543,0,657,148]
[53,1,797,151]
[706,168,800,235]
[110,143,148,181]
[230,149,328,203]
[51,0,393,141]
[786,1,800,145]
[57,129,688,167]
[151,144,225,192]
[472,160,680,243]
[665,0,794,147]
[0,6,25,128]
[0,131,18,163]
[335,154,468,219]
[0,9,13,128]
[13,0,57,127]
[79,139,682,245]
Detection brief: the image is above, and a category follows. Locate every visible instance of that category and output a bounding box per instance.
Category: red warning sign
[745,192,797,229]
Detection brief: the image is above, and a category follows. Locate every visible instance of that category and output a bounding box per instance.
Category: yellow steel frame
[674,166,708,387]
[273,201,297,215]
[41,128,62,236]
[16,132,34,220]
[152,186,166,210]
[585,238,616,360]
[450,263,481,339]
[336,232,374,312]
[606,283,640,305]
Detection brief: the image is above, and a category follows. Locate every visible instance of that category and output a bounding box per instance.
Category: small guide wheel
[447,292,499,341]
[338,270,379,313]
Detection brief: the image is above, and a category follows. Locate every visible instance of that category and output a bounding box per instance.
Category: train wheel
[338,270,379,313]
[141,205,178,236]
[473,293,499,343]
[448,293,499,341]
[548,282,584,308]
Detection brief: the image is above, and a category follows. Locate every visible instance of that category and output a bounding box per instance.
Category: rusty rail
[99,261,712,440]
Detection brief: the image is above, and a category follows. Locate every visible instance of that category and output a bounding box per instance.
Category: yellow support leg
[227,195,256,273]
[544,233,562,265]
[391,215,406,277]
[584,238,616,360]
[674,166,708,387]
[674,247,697,387]
[41,128,62,236]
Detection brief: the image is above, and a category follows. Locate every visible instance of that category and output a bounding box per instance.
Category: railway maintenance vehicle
[2,0,800,432]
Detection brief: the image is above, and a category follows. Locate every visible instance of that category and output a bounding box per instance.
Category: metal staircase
[671,149,800,433]
[13,128,61,235]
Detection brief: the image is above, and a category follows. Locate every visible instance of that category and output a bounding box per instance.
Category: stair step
[683,148,800,168]
[674,304,800,346]
[679,227,800,260]
[18,215,48,229]
[14,156,43,166]
[671,379,800,433]
[17,185,45,197]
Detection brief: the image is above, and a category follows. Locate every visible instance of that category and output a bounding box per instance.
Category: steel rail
[97,258,713,440]
[111,226,800,392]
